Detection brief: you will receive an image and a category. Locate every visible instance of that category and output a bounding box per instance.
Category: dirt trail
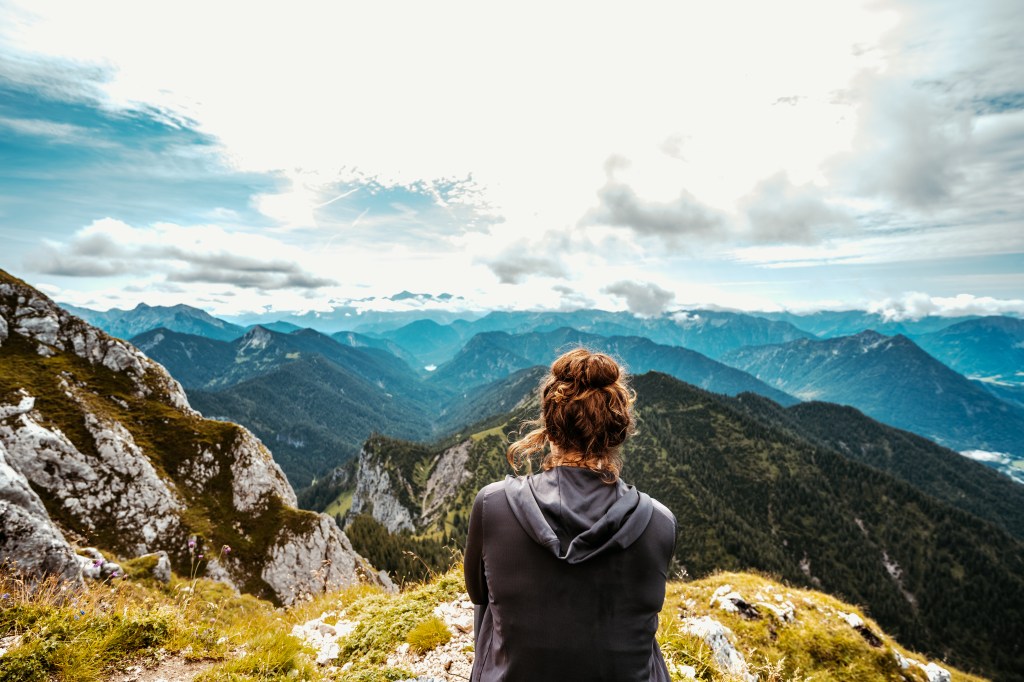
[107,657,216,682]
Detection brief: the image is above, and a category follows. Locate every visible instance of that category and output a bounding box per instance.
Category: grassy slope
[0,566,986,682]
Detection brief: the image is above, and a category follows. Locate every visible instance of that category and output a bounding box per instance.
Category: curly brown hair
[506,347,636,482]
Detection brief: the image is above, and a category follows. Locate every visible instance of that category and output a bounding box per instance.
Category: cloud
[0,116,113,146]
[740,173,853,244]
[602,281,675,317]
[833,77,973,209]
[487,254,567,285]
[867,292,1024,321]
[27,218,335,290]
[581,176,724,248]
[552,285,596,311]
[166,267,334,290]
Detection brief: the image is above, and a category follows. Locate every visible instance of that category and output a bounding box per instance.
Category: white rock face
[0,440,82,584]
[0,280,194,413]
[890,647,950,682]
[230,428,297,511]
[1,500,83,584]
[350,448,415,533]
[142,551,172,583]
[838,611,865,629]
[919,661,952,682]
[291,615,358,665]
[0,399,185,556]
[420,440,473,527]
[262,513,392,605]
[681,616,756,682]
[0,434,48,519]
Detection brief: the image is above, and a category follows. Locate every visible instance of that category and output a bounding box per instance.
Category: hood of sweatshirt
[504,466,655,564]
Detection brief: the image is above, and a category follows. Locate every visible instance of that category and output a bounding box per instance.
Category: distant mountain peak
[239,324,276,350]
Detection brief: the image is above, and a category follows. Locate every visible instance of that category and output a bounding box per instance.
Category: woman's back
[465,467,676,681]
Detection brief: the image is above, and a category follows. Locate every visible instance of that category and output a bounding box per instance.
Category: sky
[1,0,1023,320]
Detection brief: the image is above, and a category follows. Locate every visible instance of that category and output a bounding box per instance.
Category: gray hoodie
[465,466,676,681]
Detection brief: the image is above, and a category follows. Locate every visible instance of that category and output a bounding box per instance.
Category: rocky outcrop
[420,440,473,527]
[0,392,185,555]
[0,439,82,585]
[229,427,298,512]
[262,514,392,604]
[349,447,416,533]
[349,438,475,535]
[680,616,756,682]
[0,278,192,413]
[0,269,379,604]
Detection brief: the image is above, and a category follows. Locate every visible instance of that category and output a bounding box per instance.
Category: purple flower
[197,554,203,560]
[188,538,196,550]
[221,544,231,555]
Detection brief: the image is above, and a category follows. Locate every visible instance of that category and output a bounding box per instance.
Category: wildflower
[221,544,231,555]
[1,593,9,600]
[188,538,197,550]
[80,609,85,615]
[197,554,204,560]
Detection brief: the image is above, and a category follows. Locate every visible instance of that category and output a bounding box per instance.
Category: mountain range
[132,323,804,488]
[721,331,1024,481]
[63,298,1024,483]
[65,302,247,342]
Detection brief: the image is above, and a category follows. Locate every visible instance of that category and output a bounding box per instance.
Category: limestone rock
[262,513,392,606]
[0,398,185,555]
[229,428,297,512]
[0,440,81,585]
[681,616,756,682]
[0,280,193,413]
[0,501,82,585]
[350,447,416,533]
[0,434,48,519]
[141,551,172,583]
[420,440,473,527]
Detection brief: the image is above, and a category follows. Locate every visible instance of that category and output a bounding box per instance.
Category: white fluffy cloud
[602,281,676,317]
[867,292,1024,320]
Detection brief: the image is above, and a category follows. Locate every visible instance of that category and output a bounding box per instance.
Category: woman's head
[507,347,636,481]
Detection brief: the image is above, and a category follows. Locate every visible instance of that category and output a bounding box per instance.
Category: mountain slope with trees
[721,331,1024,475]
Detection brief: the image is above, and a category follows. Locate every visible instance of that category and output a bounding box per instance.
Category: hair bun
[551,348,620,390]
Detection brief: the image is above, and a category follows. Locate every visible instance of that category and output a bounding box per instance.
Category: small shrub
[406,616,451,654]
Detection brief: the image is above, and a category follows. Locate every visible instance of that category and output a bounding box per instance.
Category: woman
[464,348,676,681]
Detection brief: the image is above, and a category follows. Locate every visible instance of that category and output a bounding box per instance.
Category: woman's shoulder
[473,479,509,504]
[649,495,677,529]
